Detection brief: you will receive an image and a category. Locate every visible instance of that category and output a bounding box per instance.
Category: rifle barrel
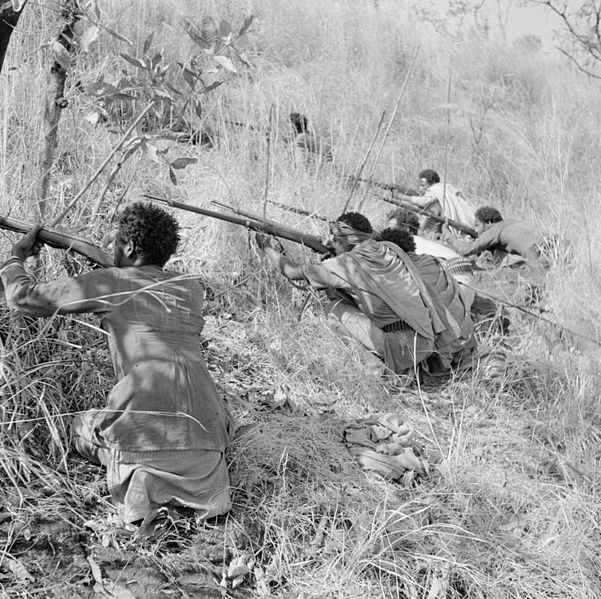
[379,194,477,238]
[145,195,330,254]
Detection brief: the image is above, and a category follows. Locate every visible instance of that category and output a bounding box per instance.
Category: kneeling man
[1,203,232,524]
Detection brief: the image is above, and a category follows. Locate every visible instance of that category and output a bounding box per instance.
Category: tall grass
[1,0,600,597]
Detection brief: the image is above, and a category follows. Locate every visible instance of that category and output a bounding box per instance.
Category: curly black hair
[386,208,420,234]
[290,112,309,134]
[337,212,373,233]
[376,227,416,253]
[418,169,440,185]
[118,202,180,266]
[474,206,503,225]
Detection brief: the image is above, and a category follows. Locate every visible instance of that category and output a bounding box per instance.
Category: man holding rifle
[257,212,474,381]
[407,169,476,240]
[0,203,233,526]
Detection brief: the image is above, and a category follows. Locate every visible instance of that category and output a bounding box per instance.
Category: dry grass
[1,1,601,598]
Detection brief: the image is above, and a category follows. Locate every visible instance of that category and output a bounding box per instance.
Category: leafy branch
[83,14,254,189]
[532,0,601,79]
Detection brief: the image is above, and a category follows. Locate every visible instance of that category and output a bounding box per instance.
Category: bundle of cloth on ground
[343,412,428,483]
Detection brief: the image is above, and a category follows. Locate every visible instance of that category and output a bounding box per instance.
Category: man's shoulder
[429,182,460,196]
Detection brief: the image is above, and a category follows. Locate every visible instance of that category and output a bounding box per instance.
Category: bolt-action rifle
[144,195,330,254]
[0,214,114,267]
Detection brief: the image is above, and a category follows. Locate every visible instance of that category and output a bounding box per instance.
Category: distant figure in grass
[446,206,551,272]
[407,169,476,240]
[256,212,475,380]
[0,203,232,525]
[289,111,332,161]
[386,208,419,235]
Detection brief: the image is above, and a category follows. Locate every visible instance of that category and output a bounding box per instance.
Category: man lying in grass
[256,212,475,380]
[0,203,232,525]
[445,206,551,273]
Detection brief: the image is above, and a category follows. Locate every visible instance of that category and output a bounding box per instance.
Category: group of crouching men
[0,174,550,527]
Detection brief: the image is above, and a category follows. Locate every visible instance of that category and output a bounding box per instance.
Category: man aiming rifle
[0,203,233,525]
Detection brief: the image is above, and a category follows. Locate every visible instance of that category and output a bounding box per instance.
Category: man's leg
[324,300,385,355]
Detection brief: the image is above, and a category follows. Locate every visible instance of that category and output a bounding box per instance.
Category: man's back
[0,261,230,454]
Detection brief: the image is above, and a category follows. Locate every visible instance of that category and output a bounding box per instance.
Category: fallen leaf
[3,555,34,583]
[87,555,103,586]
[105,583,137,599]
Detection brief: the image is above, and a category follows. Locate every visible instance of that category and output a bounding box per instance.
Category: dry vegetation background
[1,0,601,597]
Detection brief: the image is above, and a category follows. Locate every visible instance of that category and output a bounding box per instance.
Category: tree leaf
[103,26,133,46]
[5,555,34,583]
[182,20,210,49]
[201,80,223,94]
[232,46,252,68]
[181,67,198,89]
[219,19,231,38]
[50,40,71,71]
[153,89,174,104]
[238,15,254,37]
[105,583,137,599]
[120,53,145,70]
[171,157,197,169]
[194,100,202,119]
[79,25,99,52]
[84,112,100,125]
[213,55,236,73]
[142,31,154,55]
[150,51,163,69]
[103,92,135,103]
[142,142,160,163]
[168,167,177,185]
[166,81,183,96]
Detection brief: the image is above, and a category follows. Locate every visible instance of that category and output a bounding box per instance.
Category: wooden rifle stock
[144,195,331,254]
[0,214,114,267]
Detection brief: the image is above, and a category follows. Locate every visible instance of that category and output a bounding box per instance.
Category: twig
[355,47,420,211]
[90,145,138,221]
[441,68,452,225]
[340,110,386,215]
[262,104,275,224]
[50,101,155,227]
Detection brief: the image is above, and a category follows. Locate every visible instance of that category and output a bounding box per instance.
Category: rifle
[351,174,478,238]
[354,175,419,197]
[211,200,289,230]
[143,195,330,254]
[378,193,478,238]
[0,214,114,267]
[266,199,328,222]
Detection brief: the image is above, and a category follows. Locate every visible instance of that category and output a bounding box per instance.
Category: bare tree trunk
[37,0,79,219]
[0,4,26,74]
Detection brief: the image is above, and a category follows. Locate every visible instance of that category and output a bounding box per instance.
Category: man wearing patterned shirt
[0,203,232,524]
